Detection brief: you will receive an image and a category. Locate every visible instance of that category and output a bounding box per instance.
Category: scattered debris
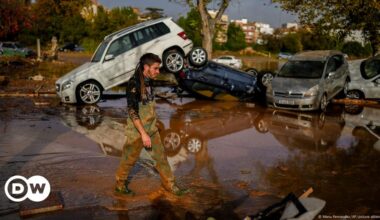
[245,187,325,220]
[29,74,44,81]
[19,191,64,217]
[333,98,380,107]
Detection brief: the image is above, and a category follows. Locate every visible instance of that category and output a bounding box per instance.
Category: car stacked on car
[56,17,207,104]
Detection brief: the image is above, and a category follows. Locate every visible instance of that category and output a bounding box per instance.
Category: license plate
[278,99,295,105]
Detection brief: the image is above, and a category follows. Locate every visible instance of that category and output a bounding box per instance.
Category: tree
[274,0,380,55]
[177,8,202,47]
[170,0,230,57]
[225,23,246,51]
[0,0,32,40]
[31,0,90,43]
[281,33,302,53]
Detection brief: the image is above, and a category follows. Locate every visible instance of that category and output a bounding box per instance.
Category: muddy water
[0,97,380,219]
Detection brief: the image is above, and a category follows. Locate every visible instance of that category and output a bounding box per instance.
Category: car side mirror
[375,78,380,85]
[327,71,336,79]
[104,54,114,61]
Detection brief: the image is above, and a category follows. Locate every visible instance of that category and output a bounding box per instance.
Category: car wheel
[76,81,102,105]
[163,50,184,73]
[245,68,259,77]
[317,112,326,129]
[258,71,274,88]
[320,94,328,112]
[186,137,203,154]
[346,90,363,99]
[76,105,102,129]
[188,47,208,67]
[162,129,182,155]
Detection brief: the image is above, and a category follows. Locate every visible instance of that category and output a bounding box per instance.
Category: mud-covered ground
[0,95,380,219]
[1,53,380,219]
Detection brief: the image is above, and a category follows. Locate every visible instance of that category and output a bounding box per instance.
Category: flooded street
[0,96,379,219]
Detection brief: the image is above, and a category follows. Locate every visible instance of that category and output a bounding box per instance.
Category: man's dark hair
[139,53,162,66]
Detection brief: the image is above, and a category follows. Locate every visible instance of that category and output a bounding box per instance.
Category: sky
[97,0,298,28]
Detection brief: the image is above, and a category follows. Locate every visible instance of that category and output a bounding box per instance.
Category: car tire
[76,105,102,129]
[319,94,328,112]
[245,68,259,77]
[76,81,103,105]
[188,47,208,67]
[346,90,364,99]
[163,50,185,73]
[186,136,203,154]
[161,129,182,156]
[257,71,274,89]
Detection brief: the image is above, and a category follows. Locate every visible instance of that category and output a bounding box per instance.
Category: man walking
[115,53,185,196]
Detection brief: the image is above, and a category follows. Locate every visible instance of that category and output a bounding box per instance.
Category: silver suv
[267,50,350,111]
[56,17,207,104]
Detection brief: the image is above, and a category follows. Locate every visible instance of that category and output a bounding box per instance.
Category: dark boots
[163,184,190,196]
[115,180,135,196]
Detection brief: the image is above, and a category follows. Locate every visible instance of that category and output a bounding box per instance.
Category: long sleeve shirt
[126,73,154,120]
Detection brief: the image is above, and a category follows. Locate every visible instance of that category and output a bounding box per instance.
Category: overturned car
[176,61,263,101]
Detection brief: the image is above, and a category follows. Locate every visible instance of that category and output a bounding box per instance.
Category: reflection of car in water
[344,106,380,151]
[160,100,264,155]
[262,109,345,151]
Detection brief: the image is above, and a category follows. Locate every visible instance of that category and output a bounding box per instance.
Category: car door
[101,34,138,89]
[332,55,347,93]
[324,56,339,99]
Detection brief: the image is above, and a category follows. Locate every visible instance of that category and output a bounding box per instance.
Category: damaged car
[267,50,350,111]
[177,61,262,102]
[346,55,380,101]
[56,17,207,104]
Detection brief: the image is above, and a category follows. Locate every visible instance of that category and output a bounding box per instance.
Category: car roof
[104,17,172,41]
[290,50,343,61]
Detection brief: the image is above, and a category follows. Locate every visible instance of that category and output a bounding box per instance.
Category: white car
[56,17,208,104]
[347,56,380,100]
[212,55,242,69]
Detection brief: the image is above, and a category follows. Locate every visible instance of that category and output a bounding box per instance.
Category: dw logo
[4,175,51,202]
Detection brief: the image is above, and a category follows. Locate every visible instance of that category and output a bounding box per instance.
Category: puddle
[0,97,380,218]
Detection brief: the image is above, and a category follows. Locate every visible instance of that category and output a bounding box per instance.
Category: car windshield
[278,60,325,79]
[91,40,109,62]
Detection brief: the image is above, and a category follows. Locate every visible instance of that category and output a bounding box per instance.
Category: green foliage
[225,23,246,51]
[81,38,99,53]
[299,30,337,51]
[281,33,302,53]
[0,0,33,40]
[274,0,380,55]
[177,8,202,47]
[341,41,372,58]
[88,6,139,43]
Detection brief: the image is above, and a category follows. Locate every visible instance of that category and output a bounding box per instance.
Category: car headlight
[62,80,73,91]
[304,85,319,97]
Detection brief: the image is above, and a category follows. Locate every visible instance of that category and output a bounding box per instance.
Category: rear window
[360,58,380,79]
[155,22,170,35]
[278,60,326,79]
